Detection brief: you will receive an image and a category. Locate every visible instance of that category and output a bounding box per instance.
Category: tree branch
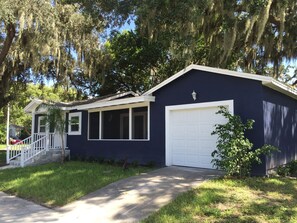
[0,23,16,70]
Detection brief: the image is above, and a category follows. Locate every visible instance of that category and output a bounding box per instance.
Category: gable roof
[143,64,297,100]
[24,91,155,113]
[54,91,137,107]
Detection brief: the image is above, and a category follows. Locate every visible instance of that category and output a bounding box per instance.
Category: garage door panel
[168,104,228,169]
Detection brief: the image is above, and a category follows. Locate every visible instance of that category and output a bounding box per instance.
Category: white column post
[6,146,10,164]
[99,111,102,140]
[45,122,49,151]
[31,112,35,141]
[6,103,10,164]
[6,103,10,146]
[147,102,150,140]
[129,108,132,140]
[20,148,24,167]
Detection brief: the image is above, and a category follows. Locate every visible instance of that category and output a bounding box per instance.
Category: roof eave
[263,80,297,100]
[24,99,43,114]
[69,95,155,110]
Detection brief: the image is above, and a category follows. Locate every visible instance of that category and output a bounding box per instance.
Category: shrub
[131,160,139,167]
[97,157,105,164]
[277,161,297,177]
[211,106,278,178]
[0,123,6,144]
[146,161,156,168]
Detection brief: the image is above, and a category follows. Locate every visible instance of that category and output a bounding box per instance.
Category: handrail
[21,135,47,166]
[6,133,67,167]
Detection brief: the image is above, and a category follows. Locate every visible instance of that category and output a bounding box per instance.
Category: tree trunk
[0,69,13,109]
[0,23,16,69]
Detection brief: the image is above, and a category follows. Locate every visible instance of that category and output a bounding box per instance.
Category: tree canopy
[0,0,296,108]
[134,0,297,76]
[0,0,107,109]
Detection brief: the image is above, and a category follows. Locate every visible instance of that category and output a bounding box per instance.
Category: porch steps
[9,149,70,167]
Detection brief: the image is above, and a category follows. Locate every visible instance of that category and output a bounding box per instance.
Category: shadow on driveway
[0,166,223,223]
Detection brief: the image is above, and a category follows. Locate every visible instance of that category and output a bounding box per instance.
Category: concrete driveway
[0,166,223,223]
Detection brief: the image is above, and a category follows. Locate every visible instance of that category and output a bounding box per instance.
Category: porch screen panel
[102,109,129,139]
[132,107,148,139]
[89,112,100,139]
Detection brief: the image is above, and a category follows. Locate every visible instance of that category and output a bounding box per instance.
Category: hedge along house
[10,65,297,175]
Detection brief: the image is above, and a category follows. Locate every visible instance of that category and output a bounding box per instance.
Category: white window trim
[87,104,150,141]
[68,112,82,135]
[38,116,46,134]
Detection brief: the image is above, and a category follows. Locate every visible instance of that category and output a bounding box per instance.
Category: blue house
[9,65,297,175]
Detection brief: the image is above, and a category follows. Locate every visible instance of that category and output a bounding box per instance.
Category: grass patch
[0,161,152,207]
[0,144,6,150]
[143,177,297,223]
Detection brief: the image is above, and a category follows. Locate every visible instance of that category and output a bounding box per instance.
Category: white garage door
[166,101,232,169]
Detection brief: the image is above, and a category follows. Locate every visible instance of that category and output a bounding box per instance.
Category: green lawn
[0,161,152,207]
[0,144,6,150]
[144,177,297,223]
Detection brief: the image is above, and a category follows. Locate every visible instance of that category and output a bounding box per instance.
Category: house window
[132,107,148,139]
[69,112,82,135]
[38,116,46,133]
[89,112,100,139]
[102,109,129,139]
[88,106,149,141]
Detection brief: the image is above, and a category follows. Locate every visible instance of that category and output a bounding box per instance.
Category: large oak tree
[0,0,107,109]
[134,0,297,76]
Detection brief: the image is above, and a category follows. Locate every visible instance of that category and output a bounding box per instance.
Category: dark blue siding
[67,69,268,175]
[263,87,297,170]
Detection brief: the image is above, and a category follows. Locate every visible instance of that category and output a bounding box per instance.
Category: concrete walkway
[0,167,223,223]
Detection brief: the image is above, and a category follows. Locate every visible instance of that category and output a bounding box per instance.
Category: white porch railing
[6,133,67,167]
[21,135,47,166]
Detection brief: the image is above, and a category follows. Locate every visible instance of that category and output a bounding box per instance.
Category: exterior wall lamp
[192,90,197,101]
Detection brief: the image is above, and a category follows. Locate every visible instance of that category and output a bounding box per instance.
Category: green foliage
[0,108,8,144]
[0,84,80,143]
[99,31,166,94]
[44,106,66,137]
[0,124,6,144]
[211,106,278,177]
[134,0,297,77]
[277,161,297,177]
[43,105,67,162]
[0,0,105,108]
[0,150,6,166]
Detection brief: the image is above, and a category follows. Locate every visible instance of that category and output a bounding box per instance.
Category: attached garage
[165,100,233,169]
[145,65,297,175]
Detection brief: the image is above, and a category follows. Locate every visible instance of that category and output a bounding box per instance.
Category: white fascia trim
[165,100,234,115]
[143,64,273,96]
[263,80,297,100]
[100,91,138,102]
[24,99,43,113]
[70,96,155,110]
